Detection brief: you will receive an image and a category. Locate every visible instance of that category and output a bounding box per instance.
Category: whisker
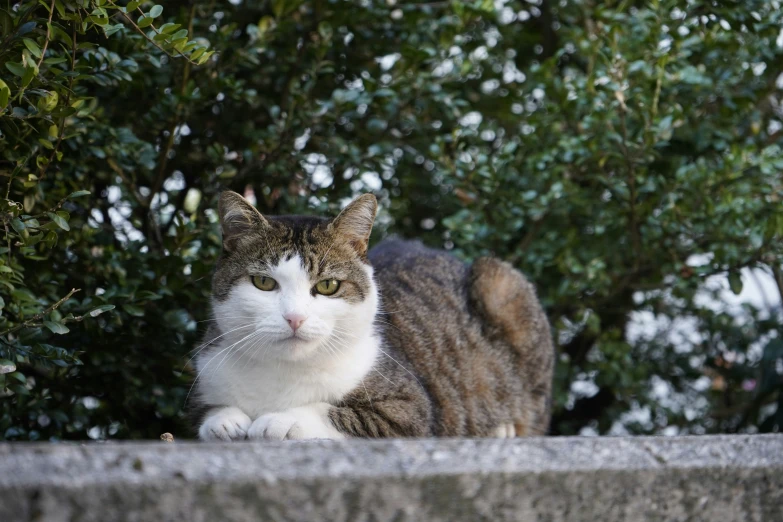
[184,328,263,405]
[214,328,272,373]
[360,378,375,412]
[182,323,256,368]
[332,328,396,386]
[230,332,274,369]
[372,367,394,385]
[376,347,423,388]
[323,337,345,358]
[330,324,359,335]
[372,318,402,333]
[195,315,260,324]
[318,241,337,272]
[322,342,336,358]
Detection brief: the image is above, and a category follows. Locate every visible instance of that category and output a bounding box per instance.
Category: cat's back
[368,239,555,436]
[369,239,470,306]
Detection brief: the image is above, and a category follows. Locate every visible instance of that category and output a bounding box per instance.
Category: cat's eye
[251,275,277,291]
[315,279,341,296]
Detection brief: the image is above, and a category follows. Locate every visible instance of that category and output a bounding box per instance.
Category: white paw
[247,403,345,441]
[199,407,252,441]
[493,423,517,438]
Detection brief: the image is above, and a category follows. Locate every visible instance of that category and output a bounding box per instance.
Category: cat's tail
[468,257,555,435]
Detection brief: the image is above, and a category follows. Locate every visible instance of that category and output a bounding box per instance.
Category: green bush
[1,0,781,440]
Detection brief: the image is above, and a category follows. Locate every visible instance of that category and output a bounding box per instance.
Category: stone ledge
[2,434,782,522]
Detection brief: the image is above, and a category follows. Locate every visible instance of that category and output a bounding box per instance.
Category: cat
[191,191,554,440]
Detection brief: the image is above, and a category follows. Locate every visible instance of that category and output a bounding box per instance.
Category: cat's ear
[218,191,268,252]
[330,194,377,256]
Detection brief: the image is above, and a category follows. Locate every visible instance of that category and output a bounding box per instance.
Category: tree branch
[35,0,56,69]
[0,288,80,338]
[38,24,76,180]
[146,4,197,248]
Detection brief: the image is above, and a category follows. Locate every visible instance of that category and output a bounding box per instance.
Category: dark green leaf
[0,79,9,109]
[7,371,26,383]
[23,38,42,58]
[21,65,36,88]
[10,218,25,234]
[43,320,69,334]
[44,231,57,248]
[122,304,145,317]
[0,359,16,374]
[43,57,68,65]
[159,23,180,34]
[8,384,30,396]
[47,212,69,231]
[6,62,25,77]
[138,14,153,28]
[88,305,115,317]
[728,272,743,295]
[88,16,108,26]
[16,22,36,36]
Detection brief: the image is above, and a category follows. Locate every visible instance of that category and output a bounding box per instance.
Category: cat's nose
[284,313,307,332]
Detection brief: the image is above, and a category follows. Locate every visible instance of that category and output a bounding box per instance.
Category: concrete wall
[1,434,781,522]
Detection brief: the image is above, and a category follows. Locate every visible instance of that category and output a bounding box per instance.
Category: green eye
[315,279,341,296]
[251,276,277,291]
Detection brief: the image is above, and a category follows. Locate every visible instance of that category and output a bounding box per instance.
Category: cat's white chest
[197,335,379,419]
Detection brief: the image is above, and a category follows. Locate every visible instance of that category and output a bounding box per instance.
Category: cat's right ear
[218,191,268,252]
[330,193,377,257]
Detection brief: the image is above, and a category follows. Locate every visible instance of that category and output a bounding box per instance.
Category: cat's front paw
[248,403,345,441]
[199,406,252,441]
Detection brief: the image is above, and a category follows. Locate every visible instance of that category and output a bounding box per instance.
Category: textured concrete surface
[1,435,782,522]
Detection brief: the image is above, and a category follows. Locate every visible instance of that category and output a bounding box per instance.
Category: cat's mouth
[284,331,312,343]
[275,326,321,345]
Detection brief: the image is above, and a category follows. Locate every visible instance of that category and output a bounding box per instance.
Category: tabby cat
[192,191,554,440]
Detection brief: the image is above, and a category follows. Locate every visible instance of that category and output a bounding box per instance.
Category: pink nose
[284,313,307,332]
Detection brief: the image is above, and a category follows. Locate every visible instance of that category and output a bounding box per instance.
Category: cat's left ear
[218,191,269,252]
[330,194,377,256]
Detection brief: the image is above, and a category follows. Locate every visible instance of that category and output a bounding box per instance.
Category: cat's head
[210,191,378,363]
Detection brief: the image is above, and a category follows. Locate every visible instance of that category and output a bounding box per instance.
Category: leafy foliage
[1,0,781,440]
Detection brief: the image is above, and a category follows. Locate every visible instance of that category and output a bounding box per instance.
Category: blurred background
[1,0,782,440]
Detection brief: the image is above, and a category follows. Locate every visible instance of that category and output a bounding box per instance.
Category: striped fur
[191,192,555,439]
